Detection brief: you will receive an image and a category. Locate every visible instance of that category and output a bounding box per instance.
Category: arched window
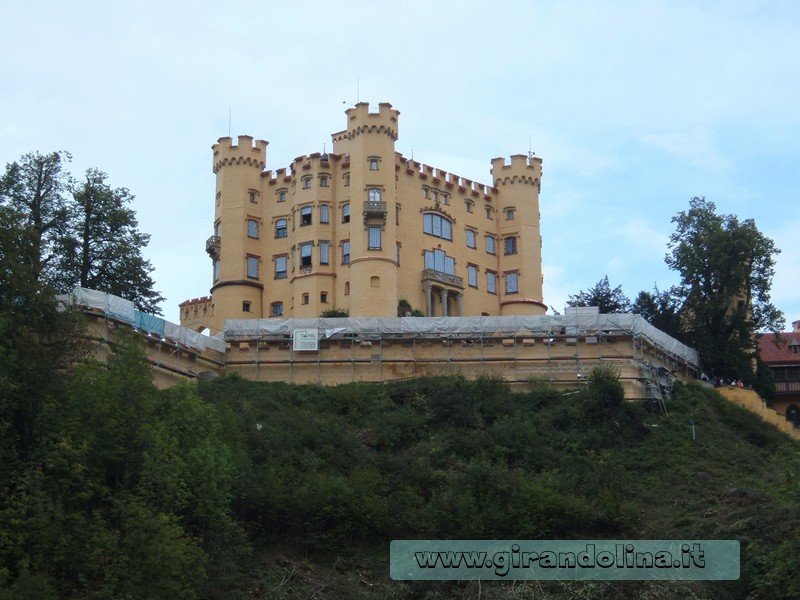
[422,213,453,241]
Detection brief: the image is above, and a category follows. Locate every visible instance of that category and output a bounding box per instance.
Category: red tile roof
[758,331,800,365]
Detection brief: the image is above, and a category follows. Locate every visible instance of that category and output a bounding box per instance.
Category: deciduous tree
[666,196,784,380]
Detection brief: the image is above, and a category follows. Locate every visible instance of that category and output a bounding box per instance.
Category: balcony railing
[206,235,221,258]
[362,200,387,223]
[422,269,464,289]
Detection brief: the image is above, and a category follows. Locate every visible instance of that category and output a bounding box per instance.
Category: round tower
[342,102,400,317]
[491,154,547,315]
[208,135,268,333]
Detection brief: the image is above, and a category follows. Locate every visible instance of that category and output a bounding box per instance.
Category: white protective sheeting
[224,314,699,367]
[72,287,136,322]
[65,287,226,354]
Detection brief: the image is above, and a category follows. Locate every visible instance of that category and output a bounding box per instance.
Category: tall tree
[632,285,683,341]
[55,169,164,314]
[666,196,784,380]
[566,275,631,313]
[0,151,72,284]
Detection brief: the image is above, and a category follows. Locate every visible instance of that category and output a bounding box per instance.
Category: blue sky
[2,1,798,327]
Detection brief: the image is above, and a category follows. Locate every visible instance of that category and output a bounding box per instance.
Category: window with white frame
[247,219,259,239]
[342,240,350,264]
[368,226,382,249]
[468,264,478,288]
[423,213,453,240]
[424,249,456,275]
[369,157,379,170]
[505,271,519,294]
[466,229,476,249]
[487,270,497,294]
[300,205,312,226]
[274,255,287,279]
[485,235,496,255]
[275,218,287,238]
[299,242,312,268]
[247,256,259,279]
[368,188,382,203]
[319,240,330,265]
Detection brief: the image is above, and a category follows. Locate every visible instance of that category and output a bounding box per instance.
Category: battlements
[396,152,496,198]
[491,154,543,187]
[337,101,400,141]
[212,135,268,174]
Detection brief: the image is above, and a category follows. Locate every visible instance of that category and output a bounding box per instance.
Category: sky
[2,0,799,328]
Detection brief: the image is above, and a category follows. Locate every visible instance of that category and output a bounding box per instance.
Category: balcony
[206,235,221,258]
[362,200,387,223]
[422,269,464,289]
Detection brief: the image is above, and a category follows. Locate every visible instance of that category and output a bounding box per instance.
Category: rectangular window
[468,264,478,288]
[271,302,283,317]
[320,176,328,187]
[319,240,330,265]
[320,292,328,303]
[247,219,259,239]
[424,249,455,275]
[342,204,350,223]
[275,218,287,238]
[505,271,519,294]
[368,226,382,250]
[504,236,517,255]
[278,190,287,202]
[395,242,400,265]
[487,271,497,294]
[214,221,221,237]
[320,204,329,224]
[300,242,312,268]
[466,229,476,248]
[213,259,220,282]
[275,255,287,279]
[342,240,350,264]
[242,301,251,312]
[247,256,259,279]
[302,293,309,305]
[485,236,496,255]
[369,158,379,170]
[506,208,515,220]
[303,178,312,189]
[300,205,312,226]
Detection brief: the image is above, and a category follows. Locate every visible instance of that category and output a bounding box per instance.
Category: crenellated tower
[491,154,546,315]
[208,135,268,333]
[332,102,400,317]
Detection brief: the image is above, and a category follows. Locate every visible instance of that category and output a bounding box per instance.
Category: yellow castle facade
[180,102,546,334]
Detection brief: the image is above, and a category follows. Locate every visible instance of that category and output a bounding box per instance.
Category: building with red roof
[757,319,800,425]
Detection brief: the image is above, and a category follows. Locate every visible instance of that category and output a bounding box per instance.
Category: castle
[180,102,545,333]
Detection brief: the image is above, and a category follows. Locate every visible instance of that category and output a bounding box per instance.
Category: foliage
[631,284,684,340]
[0,152,162,314]
[397,298,425,317]
[567,275,631,313]
[320,307,348,317]
[0,151,72,285]
[53,169,164,314]
[666,197,784,380]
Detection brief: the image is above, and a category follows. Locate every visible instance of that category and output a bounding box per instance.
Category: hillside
[2,337,799,599]
[199,371,800,599]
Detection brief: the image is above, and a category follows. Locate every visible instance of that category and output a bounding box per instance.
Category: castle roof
[758,332,800,365]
